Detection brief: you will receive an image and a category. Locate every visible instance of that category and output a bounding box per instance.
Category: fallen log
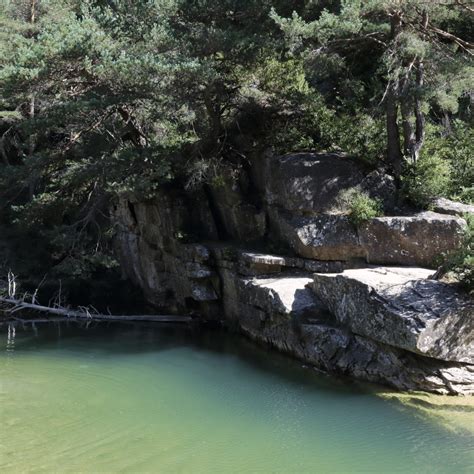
[0,296,194,323]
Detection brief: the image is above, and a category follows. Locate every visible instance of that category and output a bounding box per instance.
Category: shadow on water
[4,320,473,432]
[2,320,473,473]
[0,320,365,397]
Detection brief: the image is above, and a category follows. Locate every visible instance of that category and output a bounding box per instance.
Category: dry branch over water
[0,273,192,324]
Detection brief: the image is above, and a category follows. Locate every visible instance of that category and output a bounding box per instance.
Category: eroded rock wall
[112,152,473,395]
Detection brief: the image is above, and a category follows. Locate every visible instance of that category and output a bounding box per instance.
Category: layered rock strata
[113,152,473,394]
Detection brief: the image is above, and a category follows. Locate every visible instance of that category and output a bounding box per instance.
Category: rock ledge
[313,267,474,364]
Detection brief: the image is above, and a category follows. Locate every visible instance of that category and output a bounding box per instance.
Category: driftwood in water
[0,296,194,324]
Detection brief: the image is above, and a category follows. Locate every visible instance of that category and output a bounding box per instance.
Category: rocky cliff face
[113,152,473,395]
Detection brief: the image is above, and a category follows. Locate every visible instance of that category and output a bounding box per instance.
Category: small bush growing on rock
[402,154,451,209]
[340,189,383,227]
[436,214,474,293]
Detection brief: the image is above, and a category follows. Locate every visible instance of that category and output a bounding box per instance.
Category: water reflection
[6,323,15,353]
[0,322,473,473]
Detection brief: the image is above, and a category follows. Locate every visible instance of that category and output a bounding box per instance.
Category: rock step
[208,243,345,276]
[238,251,343,275]
[312,266,474,364]
[433,197,474,217]
[272,211,466,267]
[220,269,474,395]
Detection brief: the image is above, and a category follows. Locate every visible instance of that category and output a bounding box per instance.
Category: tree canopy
[0,0,472,288]
[272,0,473,187]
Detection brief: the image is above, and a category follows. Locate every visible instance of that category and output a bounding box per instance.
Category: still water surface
[0,322,473,473]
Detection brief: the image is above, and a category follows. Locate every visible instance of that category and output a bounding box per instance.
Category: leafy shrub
[437,214,474,293]
[444,124,474,204]
[409,122,473,206]
[318,111,386,168]
[402,153,451,209]
[339,189,383,227]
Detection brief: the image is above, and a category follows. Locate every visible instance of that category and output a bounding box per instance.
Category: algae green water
[0,322,473,473]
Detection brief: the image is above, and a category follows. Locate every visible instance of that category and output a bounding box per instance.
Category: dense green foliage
[272,0,473,189]
[0,0,472,291]
[346,190,383,227]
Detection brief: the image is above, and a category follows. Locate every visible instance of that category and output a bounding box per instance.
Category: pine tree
[272,0,473,187]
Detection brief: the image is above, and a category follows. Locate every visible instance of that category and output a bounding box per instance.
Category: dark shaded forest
[1,0,472,301]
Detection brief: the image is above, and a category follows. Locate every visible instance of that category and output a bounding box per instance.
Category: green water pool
[0,322,473,473]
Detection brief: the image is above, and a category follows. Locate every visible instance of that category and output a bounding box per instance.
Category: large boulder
[432,198,474,217]
[269,210,364,261]
[265,152,362,214]
[360,212,466,267]
[264,152,395,214]
[271,210,466,267]
[312,266,474,364]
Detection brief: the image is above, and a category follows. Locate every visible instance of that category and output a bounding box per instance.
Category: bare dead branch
[426,25,474,56]
[0,296,193,323]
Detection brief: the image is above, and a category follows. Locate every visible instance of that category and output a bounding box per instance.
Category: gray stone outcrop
[313,267,474,364]
[112,151,473,395]
[432,198,474,217]
[270,210,466,266]
[359,213,467,267]
[219,269,474,395]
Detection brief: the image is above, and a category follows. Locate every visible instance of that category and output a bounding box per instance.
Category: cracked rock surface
[312,267,474,364]
[112,152,473,395]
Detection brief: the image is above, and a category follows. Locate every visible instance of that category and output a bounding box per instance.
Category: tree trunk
[412,59,425,164]
[386,11,404,189]
[386,87,403,189]
[400,96,414,159]
[28,0,37,199]
[30,0,37,24]
[0,296,194,323]
[204,89,222,143]
[410,10,428,164]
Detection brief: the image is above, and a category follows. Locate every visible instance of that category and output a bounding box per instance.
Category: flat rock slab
[312,267,474,364]
[432,198,474,217]
[238,251,344,275]
[274,211,466,267]
[249,276,318,315]
[360,212,466,267]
